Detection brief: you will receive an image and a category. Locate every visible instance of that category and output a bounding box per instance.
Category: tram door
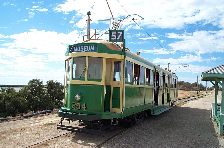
[110,60,124,113]
[154,71,159,105]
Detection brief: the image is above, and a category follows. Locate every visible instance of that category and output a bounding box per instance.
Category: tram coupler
[111,118,118,126]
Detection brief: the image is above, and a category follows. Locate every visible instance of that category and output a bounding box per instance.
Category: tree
[0,88,26,117]
[26,79,45,112]
[0,88,6,117]
[46,80,64,109]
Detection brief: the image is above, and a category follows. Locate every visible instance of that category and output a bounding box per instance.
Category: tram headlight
[74,94,81,101]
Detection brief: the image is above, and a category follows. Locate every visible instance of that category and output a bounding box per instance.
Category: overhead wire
[115,0,165,50]
[131,18,165,50]
[105,0,114,20]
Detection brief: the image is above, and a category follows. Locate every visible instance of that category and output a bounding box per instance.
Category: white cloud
[152,54,216,65]
[0,34,6,38]
[2,2,16,7]
[140,48,174,55]
[159,64,210,75]
[31,5,48,12]
[0,29,81,84]
[167,30,224,54]
[55,0,224,29]
[139,36,158,40]
[26,5,48,18]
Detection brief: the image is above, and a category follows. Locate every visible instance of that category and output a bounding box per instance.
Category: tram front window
[88,57,103,80]
[73,57,86,79]
[65,58,71,81]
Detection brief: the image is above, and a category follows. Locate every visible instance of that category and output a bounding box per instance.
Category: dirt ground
[178,90,208,99]
[0,90,222,148]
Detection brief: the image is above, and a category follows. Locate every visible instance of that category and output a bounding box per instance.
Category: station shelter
[201,64,224,135]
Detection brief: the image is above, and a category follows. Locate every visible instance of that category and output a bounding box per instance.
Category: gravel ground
[0,91,222,148]
[102,92,220,148]
[0,114,66,148]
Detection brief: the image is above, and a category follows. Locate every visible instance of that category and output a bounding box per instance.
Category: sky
[0,0,224,85]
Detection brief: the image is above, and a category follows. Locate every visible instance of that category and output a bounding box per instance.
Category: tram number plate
[109,30,124,42]
[73,103,81,110]
[73,103,87,110]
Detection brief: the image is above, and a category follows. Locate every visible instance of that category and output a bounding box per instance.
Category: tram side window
[160,75,163,87]
[139,66,145,85]
[134,64,140,85]
[150,70,154,85]
[114,61,121,81]
[88,57,103,80]
[125,61,133,83]
[146,68,150,85]
[174,78,177,88]
[172,78,175,88]
[73,57,86,79]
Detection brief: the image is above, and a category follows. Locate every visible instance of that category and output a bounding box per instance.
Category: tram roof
[84,40,122,51]
[125,49,175,76]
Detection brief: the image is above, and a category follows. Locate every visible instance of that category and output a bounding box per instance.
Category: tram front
[59,41,125,121]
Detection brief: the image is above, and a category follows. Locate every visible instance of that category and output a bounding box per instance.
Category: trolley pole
[87,11,91,40]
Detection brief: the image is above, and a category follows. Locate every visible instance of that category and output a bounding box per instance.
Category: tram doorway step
[151,106,172,115]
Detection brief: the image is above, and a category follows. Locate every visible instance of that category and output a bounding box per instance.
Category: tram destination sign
[68,44,97,53]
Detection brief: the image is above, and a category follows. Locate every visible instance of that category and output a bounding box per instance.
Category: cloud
[152,54,217,65]
[167,30,224,54]
[0,34,6,38]
[139,36,158,40]
[30,5,48,12]
[140,48,174,55]
[2,2,16,7]
[55,0,224,29]
[26,5,48,18]
[0,29,80,84]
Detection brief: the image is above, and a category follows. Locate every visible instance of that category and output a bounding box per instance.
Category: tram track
[0,110,56,123]
[26,131,72,148]
[25,123,128,148]
[25,92,211,148]
[95,127,128,148]
[173,92,211,106]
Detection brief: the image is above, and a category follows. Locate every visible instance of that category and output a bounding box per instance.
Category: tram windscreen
[73,57,86,79]
[65,58,71,81]
[88,57,103,80]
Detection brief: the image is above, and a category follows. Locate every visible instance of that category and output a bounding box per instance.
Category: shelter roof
[202,64,224,81]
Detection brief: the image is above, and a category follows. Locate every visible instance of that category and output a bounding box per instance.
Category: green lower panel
[122,103,153,118]
[104,85,111,112]
[145,88,153,104]
[112,87,120,108]
[67,84,104,112]
[125,86,145,108]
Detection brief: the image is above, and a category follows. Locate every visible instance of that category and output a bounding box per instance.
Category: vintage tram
[58,12,178,125]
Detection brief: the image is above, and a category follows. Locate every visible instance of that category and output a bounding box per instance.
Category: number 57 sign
[109,30,124,42]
